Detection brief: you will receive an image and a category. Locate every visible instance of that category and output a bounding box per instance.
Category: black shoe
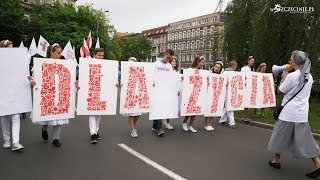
[96,133,101,140]
[268,161,281,169]
[91,134,98,144]
[219,122,228,126]
[157,129,164,137]
[21,113,26,119]
[42,129,48,140]
[53,139,61,147]
[306,168,320,178]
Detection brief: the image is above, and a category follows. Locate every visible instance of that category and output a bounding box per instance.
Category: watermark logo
[270,4,315,13]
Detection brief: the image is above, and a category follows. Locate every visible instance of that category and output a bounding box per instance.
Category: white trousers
[42,125,62,140]
[219,111,235,126]
[89,115,101,135]
[1,114,20,143]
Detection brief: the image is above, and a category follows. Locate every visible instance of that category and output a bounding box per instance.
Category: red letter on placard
[230,75,244,108]
[40,63,71,116]
[262,75,275,105]
[87,64,107,111]
[124,67,150,109]
[210,76,224,113]
[186,70,203,114]
[250,74,258,105]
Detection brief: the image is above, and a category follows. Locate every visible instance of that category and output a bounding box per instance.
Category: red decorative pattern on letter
[210,76,224,113]
[250,75,258,105]
[124,67,150,109]
[230,75,244,108]
[40,63,71,116]
[262,75,275,105]
[87,64,107,111]
[186,70,203,113]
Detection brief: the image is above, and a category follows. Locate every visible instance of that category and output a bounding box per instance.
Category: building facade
[141,25,168,62]
[167,12,224,70]
[21,0,77,6]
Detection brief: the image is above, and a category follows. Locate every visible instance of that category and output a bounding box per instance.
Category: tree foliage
[0,0,27,45]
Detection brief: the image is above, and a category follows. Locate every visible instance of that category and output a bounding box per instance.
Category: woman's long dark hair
[244,56,254,71]
[169,57,179,71]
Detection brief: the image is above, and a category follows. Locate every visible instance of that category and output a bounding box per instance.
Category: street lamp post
[96,9,109,37]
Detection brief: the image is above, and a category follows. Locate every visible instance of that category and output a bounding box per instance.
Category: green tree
[0,0,27,46]
[26,2,115,59]
[116,35,152,61]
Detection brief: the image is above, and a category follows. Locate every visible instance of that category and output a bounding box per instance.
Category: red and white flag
[62,40,76,61]
[37,35,50,57]
[86,31,92,49]
[81,39,91,58]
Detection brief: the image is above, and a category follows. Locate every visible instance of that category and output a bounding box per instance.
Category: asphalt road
[0,111,318,180]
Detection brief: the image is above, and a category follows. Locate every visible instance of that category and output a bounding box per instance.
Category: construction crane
[214,0,224,12]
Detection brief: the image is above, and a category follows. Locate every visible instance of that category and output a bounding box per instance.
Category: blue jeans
[153,120,162,130]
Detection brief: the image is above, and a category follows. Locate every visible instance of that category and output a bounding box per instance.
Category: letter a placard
[77,58,118,115]
[32,58,77,122]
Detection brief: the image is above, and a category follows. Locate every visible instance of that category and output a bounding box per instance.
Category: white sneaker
[12,143,24,151]
[188,126,197,133]
[131,129,138,138]
[182,123,188,131]
[165,123,174,130]
[209,126,215,131]
[2,140,11,148]
[204,126,211,131]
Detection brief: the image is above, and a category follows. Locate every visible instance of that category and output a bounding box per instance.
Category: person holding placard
[267,51,320,178]
[88,48,105,143]
[32,44,72,147]
[219,61,238,129]
[119,57,142,138]
[152,49,175,136]
[182,56,205,133]
[254,63,267,117]
[241,56,255,122]
[204,61,223,131]
[0,39,25,151]
[164,56,181,130]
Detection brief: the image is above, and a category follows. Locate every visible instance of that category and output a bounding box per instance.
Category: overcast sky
[77,0,231,33]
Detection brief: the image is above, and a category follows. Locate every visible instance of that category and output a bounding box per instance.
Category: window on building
[203,27,207,36]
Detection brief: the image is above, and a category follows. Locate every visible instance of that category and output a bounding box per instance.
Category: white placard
[32,58,77,122]
[261,73,276,108]
[0,48,32,116]
[77,58,118,115]
[119,62,154,114]
[204,73,227,117]
[244,72,263,108]
[226,72,245,111]
[149,71,179,120]
[180,69,208,116]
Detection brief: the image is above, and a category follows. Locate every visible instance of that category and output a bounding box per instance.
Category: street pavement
[0,112,317,180]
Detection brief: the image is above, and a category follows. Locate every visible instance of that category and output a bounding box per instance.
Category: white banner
[226,72,245,111]
[149,71,179,120]
[180,69,208,116]
[77,58,118,115]
[204,73,227,117]
[0,48,32,116]
[119,62,154,114]
[32,58,77,122]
